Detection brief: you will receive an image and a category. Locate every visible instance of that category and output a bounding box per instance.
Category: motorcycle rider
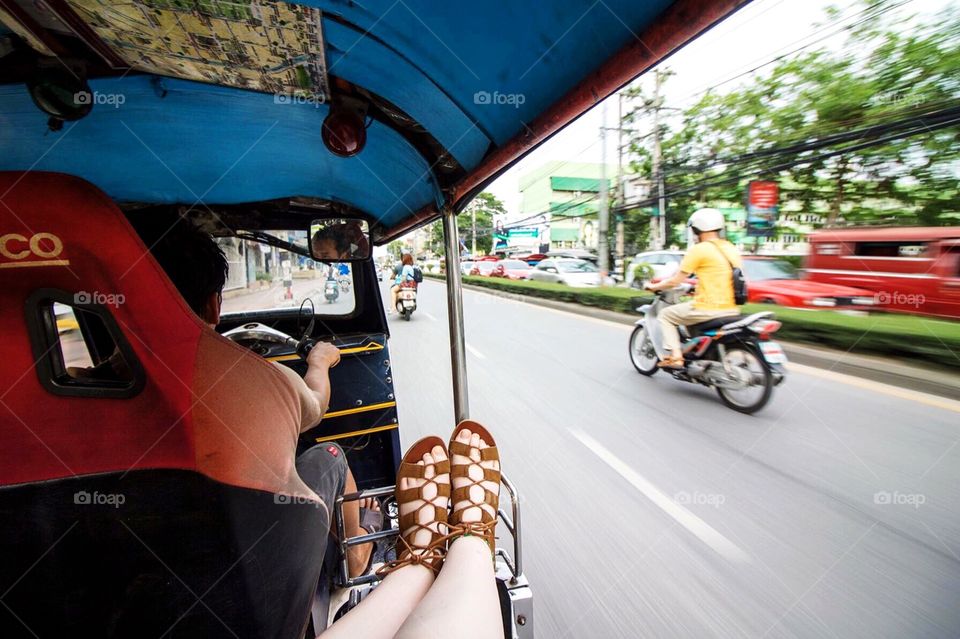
[388,252,416,315]
[646,208,742,368]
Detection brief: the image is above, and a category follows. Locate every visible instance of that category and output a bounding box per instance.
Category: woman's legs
[393,536,502,639]
[320,445,450,639]
[394,427,503,639]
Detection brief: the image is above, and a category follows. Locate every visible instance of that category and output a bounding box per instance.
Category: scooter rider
[646,208,742,369]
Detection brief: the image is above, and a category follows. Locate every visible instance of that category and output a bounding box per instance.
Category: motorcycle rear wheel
[715,344,772,414]
[628,326,659,376]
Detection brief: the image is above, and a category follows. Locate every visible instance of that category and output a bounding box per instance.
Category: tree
[622,0,960,235]
[425,191,507,257]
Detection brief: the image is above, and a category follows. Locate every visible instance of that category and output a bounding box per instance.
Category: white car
[528,258,601,287]
[625,250,684,288]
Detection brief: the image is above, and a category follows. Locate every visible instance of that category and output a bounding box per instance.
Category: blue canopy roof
[0,0,747,240]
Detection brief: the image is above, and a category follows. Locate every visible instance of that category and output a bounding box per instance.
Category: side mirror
[309,218,371,262]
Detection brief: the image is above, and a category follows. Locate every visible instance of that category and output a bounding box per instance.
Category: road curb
[440,278,960,400]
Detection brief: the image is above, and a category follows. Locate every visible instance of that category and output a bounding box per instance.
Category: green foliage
[387,240,404,259]
[622,1,960,235]
[631,262,654,282]
[425,191,507,257]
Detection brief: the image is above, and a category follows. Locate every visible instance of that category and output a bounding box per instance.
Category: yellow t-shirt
[679,240,742,311]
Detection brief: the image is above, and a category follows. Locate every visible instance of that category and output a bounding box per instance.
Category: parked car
[469,260,505,277]
[741,257,877,309]
[626,250,684,288]
[806,227,960,318]
[460,260,475,275]
[499,259,533,280]
[546,249,598,263]
[519,253,548,266]
[529,258,601,287]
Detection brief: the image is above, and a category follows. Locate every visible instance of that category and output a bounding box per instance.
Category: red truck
[805,227,960,318]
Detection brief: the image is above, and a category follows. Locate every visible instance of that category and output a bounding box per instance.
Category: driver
[128,214,380,578]
[646,208,742,369]
[312,225,353,261]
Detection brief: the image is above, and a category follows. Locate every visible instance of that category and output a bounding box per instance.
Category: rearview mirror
[309,218,371,262]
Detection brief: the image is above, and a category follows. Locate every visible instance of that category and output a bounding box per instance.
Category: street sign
[746,180,779,237]
[507,228,539,238]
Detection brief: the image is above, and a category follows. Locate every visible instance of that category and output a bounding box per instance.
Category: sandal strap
[451,465,500,481]
[399,458,450,478]
[449,440,499,462]
[451,486,500,510]
[376,535,448,577]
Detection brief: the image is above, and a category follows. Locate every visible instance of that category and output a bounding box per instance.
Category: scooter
[628,285,786,414]
[396,283,417,320]
[324,278,340,304]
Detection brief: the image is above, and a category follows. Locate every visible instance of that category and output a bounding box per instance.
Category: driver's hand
[307,341,341,369]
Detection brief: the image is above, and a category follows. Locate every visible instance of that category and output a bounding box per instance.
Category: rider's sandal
[376,436,451,577]
[447,420,501,556]
[357,500,384,575]
[657,355,685,369]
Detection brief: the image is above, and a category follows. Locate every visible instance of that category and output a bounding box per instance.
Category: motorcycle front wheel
[628,325,659,376]
[715,344,772,414]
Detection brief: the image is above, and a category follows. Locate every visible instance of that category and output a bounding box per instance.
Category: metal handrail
[334,474,523,587]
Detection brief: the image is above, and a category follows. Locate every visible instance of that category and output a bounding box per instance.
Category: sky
[484,0,952,220]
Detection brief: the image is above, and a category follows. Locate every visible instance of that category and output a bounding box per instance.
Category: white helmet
[687,208,725,233]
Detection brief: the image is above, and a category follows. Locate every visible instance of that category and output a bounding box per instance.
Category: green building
[518,161,617,250]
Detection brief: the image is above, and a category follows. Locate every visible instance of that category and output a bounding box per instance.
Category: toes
[431,444,447,463]
[456,429,472,445]
[423,452,435,479]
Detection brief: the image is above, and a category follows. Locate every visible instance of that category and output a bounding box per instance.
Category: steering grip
[297,338,316,359]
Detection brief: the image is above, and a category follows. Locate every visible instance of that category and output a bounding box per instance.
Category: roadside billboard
[746,180,779,237]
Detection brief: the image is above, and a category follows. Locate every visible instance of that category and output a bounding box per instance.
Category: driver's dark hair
[126,211,228,318]
[312,226,351,255]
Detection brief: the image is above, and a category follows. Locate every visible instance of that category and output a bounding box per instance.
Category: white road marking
[465,343,486,360]
[569,428,750,563]
[422,311,438,321]
[787,362,960,414]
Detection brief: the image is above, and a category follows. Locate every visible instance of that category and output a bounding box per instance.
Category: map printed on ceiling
[66,0,329,101]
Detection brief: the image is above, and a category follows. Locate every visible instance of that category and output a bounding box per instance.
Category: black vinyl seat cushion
[0,469,325,639]
[686,315,742,335]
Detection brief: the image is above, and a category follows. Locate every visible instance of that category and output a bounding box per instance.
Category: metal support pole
[442,206,470,422]
[598,102,609,282]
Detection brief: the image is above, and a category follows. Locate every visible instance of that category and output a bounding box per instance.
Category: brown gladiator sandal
[376,436,451,577]
[447,420,501,555]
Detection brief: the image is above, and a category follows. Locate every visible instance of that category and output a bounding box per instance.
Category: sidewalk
[448,279,960,400]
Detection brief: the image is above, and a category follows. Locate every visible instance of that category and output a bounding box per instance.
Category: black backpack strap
[707,240,735,269]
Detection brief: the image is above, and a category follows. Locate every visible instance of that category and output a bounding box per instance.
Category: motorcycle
[324,278,340,304]
[396,283,417,320]
[629,285,786,414]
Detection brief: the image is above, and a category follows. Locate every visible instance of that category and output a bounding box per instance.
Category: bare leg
[339,468,379,578]
[320,446,450,638]
[393,536,501,639]
[389,285,399,313]
[394,428,504,639]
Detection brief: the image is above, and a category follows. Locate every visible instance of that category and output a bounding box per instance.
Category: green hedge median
[423,272,960,369]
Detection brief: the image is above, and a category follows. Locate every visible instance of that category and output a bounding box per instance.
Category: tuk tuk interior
[0,1,750,636]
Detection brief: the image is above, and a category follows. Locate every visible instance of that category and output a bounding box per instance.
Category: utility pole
[598,102,609,282]
[615,93,625,278]
[651,69,666,250]
[471,204,477,256]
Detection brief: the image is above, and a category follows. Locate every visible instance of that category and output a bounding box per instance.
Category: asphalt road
[382,279,960,639]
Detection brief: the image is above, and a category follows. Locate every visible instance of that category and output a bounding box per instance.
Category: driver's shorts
[296,442,349,525]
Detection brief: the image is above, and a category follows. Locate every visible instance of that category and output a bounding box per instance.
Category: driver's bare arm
[649,271,690,291]
[272,342,341,433]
